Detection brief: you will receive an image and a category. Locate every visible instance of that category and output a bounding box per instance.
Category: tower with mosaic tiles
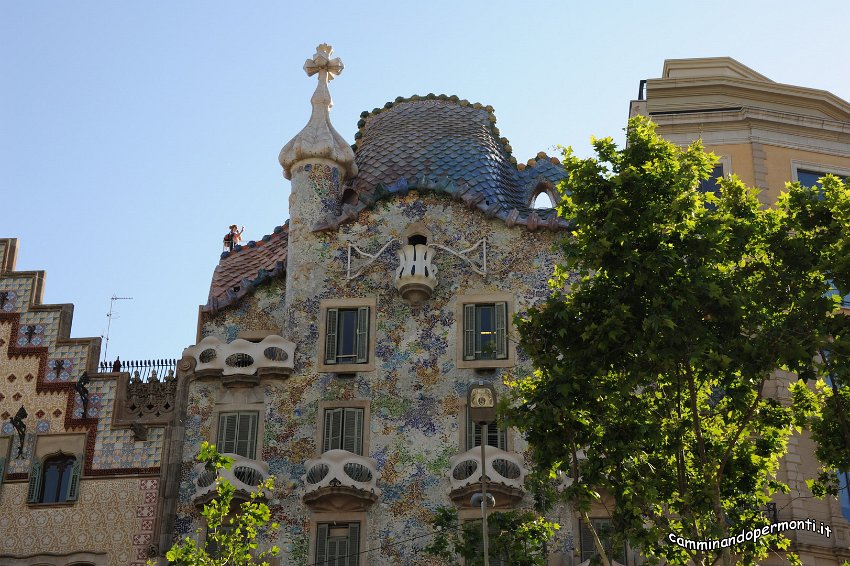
[0,237,175,566]
[166,43,582,566]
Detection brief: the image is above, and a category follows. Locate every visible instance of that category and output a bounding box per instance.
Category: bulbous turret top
[279,44,358,180]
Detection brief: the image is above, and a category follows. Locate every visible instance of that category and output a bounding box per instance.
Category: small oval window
[199,349,217,363]
[263,347,288,362]
[225,353,254,368]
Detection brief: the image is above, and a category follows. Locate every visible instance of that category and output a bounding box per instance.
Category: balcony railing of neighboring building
[193,454,271,507]
[183,335,295,385]
[99,358,178,382]
[302,449,381,511]
[447,445,528,508]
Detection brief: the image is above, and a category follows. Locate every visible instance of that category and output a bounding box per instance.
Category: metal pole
[481,423,490,566]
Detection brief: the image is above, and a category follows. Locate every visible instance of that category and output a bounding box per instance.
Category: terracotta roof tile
[203,224,288,314]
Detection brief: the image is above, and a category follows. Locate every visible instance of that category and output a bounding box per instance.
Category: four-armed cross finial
[303,43,344,83]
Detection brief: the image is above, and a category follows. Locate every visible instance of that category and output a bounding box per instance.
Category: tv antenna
[102,295,133,364]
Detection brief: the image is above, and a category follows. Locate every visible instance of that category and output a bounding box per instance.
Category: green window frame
[316,522,360,566]
[463,302,508,361]
[323,408,364,455]
[217,411,259,459]
[27,454,81,504]
[325,306,370,365]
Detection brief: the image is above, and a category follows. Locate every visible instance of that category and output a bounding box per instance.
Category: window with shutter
[320,299,376,372]
[325,307,370,365]
[217,411,258,459]
[463,303,476,360]
[462,302,509,361]
[26,460,41,503]
[325,308,339,364]
[29,454,77,504]
[466,405,507,451]
[65,458,82,501]
[316,523,360,566]
[579,518,625,563]
[316,523,328,566]
[355,306,369,363]
[323,408,364,455]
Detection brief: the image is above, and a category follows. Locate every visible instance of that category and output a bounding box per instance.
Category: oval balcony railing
[192,453,270,507]
[183,335,295,383]
[302,449,381,512]
[394,244,438,304]
[447,445,528,508]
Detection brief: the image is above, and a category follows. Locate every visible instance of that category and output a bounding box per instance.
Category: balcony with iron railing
[99,358,178,382]
[447,445,528,508]
[183,335,295,385]
[302,449,381,512]
[193,454,271,507]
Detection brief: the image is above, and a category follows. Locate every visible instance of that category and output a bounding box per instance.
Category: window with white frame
[316,522,360,566]
[463,302,508,361]
[323,407,364,455]
[217,411,258,459]
[792,161,850,189]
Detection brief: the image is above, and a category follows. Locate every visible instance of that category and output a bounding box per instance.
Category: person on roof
[223,224,244,252]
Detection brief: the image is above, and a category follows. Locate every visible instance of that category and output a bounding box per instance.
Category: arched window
[530,181,556,209]
[532,192,553,208]
[27,453,81,504]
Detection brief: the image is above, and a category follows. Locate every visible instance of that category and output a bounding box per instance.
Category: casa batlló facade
[2,50,850,566]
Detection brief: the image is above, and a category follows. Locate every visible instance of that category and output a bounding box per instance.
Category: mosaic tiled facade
[0,238,172,566]
[164,46,579,566]
[160,52,850,566]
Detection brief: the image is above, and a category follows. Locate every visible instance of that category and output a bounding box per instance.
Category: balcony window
[218,411,258,459]
[466,405,507,451]
[323,408,364,455]
[316,522,360,566]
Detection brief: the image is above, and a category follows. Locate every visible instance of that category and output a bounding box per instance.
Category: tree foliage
[162,442,280,566]
[505,116,850,566]
[423,506,559,565]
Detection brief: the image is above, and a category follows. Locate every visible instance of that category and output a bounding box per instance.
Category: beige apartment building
[632,57,850,566]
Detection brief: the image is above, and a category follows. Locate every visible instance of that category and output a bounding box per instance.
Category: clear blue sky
[4,1,850,364]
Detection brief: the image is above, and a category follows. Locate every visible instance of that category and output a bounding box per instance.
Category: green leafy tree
[424,506,559,565]
[161,442,280,566]
[782,173,850,498]
[505,116,850,566]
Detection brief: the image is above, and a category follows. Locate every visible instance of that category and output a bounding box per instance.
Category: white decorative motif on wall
[347,238,487,280]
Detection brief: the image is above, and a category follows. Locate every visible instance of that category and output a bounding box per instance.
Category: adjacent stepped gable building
[0,238,176,566]
[632,57,850,565]
[165,44,581,566]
